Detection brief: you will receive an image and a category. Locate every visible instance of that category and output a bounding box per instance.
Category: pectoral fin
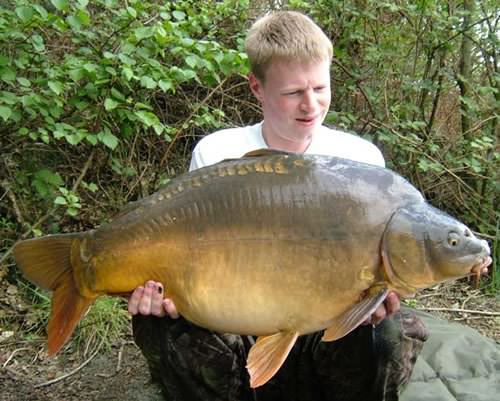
[246,331,299,388]
[322,285,389,342]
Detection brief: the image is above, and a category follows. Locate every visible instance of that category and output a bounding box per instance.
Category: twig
[158,77,229,169]
[2,347,31,368]
[417,307,500,316]
[116,342,125,372]
[331,57,376,118]
[1,180,25,225]
[34,346,100,388]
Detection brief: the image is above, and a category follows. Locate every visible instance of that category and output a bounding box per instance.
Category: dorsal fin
[242,148,293,158]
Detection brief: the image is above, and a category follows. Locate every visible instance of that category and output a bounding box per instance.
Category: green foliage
[1,0,249,221]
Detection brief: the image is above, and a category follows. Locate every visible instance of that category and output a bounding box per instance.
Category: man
[128,11,428,401]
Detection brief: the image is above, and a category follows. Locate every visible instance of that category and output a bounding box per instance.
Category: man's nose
[300,90,317,112]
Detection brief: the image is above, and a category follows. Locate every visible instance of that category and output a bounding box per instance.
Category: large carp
[14,150,491,388]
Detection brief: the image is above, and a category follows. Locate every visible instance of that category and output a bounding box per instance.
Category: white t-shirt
[189,122,385,171]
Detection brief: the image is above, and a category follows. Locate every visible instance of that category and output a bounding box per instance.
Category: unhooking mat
[402,309,500,401]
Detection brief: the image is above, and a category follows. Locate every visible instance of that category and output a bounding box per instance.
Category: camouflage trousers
[132,307,428,401]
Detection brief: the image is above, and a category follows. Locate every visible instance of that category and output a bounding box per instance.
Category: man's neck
[261,124,313,153]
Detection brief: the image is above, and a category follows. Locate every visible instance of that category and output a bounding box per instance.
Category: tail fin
[14,234,96,354]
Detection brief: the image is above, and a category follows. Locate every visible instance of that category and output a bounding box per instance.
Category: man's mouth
[296,116,317,124]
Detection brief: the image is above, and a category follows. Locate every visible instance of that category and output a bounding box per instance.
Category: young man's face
[249,58,331,151]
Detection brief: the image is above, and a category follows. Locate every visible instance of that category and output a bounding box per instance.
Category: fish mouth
[465,255,492,286]
[468,255,492,277]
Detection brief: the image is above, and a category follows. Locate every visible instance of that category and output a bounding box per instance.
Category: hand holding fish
[128,280,179,318]
[127,282,400,324]
[365,291,401,325]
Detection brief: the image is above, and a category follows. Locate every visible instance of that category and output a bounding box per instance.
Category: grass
[18,282,130,356]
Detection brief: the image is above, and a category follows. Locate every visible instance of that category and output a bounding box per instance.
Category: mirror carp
[14,150,491,388]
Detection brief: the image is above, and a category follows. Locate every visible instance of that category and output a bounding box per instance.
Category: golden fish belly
[87,225,377,336]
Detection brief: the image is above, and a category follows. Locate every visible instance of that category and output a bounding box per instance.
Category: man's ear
[248,73,263,102]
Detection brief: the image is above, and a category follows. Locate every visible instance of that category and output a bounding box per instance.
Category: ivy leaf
[0,106,12,121]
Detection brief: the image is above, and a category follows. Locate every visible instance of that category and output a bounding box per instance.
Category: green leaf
[48,81,64,95]
[31,35,45,52]
[33,5,48,19]
[172,10,186,21]
[83,182,98,192]
[85,134,98,145]
[104,98,119,111]
[140,76,156,89]
[67,207,79,216]
[186,55,198,69]
[67,15,82,30]
[54,196,68,205]
[0,106,12,121]
[35,169,64,187]
[135,110,159,127]
[122,67,134,81]
[51,0,69,12]
[69,68,85,81]
[159,80,173,92]
[134,27,154,41]
[98,130,119,150]
[153,123,164,135]
[118,54,136,66]
[16,6,35,22]
[17,77,31,87]
[111,88,126,101]
[1,68,16,83]
[127,7,137,18]
[77,10,90,26]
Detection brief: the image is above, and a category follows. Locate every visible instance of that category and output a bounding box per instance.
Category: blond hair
[245,11,333,81]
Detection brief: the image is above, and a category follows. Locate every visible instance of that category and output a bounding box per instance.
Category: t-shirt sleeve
[189,145,204,172]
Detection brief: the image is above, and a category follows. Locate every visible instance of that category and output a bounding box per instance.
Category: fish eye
[447,232,460,247]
